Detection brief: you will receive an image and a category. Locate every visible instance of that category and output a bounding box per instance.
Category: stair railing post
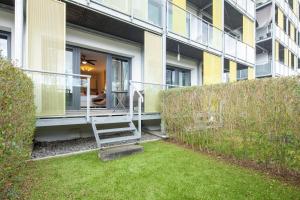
[129,81,134,119]
[87,77,91,122]
[138,96,142,138]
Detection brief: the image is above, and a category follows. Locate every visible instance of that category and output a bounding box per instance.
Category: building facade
[256,0,300,77]
[0,0,256,143]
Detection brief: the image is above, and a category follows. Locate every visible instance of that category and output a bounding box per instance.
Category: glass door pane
[65,48,81,110]
[0,34,8,58]
[111,58,130,108]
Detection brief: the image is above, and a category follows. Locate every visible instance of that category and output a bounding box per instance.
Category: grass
[25,141,300,200]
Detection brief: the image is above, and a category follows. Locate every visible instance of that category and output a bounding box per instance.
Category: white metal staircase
[91,115,140,149]
[91,81,144,149]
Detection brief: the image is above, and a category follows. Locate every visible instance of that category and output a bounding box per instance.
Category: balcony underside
[66,2,145,44]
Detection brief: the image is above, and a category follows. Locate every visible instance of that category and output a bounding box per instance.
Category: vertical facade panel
[144,31,163,112]
[229,60,237,82]
[277,8,284,30]
[213,0,222,30]
[248,67,255,80]
[172,0,187,36]
[27,0,66,116]
[284,48,289,66]
[203,52,222,85]
[243,16,254,47]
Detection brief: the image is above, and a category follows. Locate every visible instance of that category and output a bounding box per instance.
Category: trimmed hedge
[161,77,300,172]
[0,57,35,199]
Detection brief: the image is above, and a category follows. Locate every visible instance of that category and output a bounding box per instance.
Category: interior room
[80,49,107,108]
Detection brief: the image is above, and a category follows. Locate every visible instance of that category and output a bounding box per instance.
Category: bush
[161,77,300,172]
[0,57,35,199]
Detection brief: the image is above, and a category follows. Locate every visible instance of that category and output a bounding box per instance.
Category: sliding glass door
[0,31,10,58]
[108,57,130,109]
[65,46,81,110]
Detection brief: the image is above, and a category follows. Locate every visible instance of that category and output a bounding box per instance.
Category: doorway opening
[80,49,107,108]
[65,46,131,112]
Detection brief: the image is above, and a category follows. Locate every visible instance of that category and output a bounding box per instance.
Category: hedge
[161,77,300,172]
[0,57,35,199]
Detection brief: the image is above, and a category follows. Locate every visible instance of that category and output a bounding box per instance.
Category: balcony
[256,62,272,77]
[256,24,272,42]
[167,1,223,53]
[224,33,255,65]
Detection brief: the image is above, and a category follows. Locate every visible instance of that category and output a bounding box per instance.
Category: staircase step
[92,116,131,124]
[99,144,144,161]
[97,127,136,135]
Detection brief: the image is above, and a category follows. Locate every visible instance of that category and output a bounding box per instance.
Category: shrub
[161,77,300,172]
[0,57,35,199]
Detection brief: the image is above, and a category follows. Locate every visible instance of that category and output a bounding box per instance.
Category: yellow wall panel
[172,0,187,36]
[144,31,163,112]
[213,0,222,30]
[275,41,279,61]
[248,67,255,80]
[27,0,66,116]
[294,0,299,17]
[243,16,254,47]
[278,8,284,30]
[229,60,237,83]
[203,52,222,85]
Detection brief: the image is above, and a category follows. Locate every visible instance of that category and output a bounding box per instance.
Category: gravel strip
[31,133,161,159]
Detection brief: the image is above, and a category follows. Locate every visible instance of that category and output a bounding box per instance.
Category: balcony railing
[237,69,248,80]
[167,1,222,52]
[22,69,91,120]
[224,33,255,65]
[275,61,299,76]
[256,62,272,77]
[91,0,164,27]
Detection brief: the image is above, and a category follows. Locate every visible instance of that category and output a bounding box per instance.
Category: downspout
[14,0,24,67]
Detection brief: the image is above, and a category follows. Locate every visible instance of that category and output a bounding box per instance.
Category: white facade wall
[0,8,15,59]
[66,26,143,82]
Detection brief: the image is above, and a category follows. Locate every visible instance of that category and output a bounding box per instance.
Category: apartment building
[256,0,300,77]
[0,0,256,145]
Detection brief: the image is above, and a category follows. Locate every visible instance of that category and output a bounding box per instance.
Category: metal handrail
[167,1,222,32]
[21,68,91,122]
[129,80,144,136]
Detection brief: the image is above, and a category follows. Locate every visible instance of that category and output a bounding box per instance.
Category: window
[284,16,287,34]
[290,53,295,68]
[0,31,10,58]
[298,58,300,69]
[275,6,278,25]
[166,66,191,86]
[279,43,284,63]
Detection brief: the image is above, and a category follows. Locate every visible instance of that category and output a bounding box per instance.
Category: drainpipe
[271,1,276,77]
[14,0,24,67]
[162,0,167,85]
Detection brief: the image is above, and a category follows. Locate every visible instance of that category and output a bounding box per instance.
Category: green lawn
[26,141,300,200]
